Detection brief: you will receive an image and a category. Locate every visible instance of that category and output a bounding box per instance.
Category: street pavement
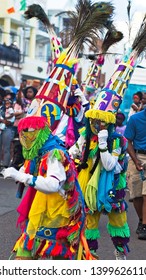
[0,177,145,260]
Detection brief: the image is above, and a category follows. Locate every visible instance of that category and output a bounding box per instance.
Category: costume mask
[20,128,40,150]
[90,119,108,135]
[18,116,51,160]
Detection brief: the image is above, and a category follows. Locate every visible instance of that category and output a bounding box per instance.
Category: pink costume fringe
[65,117,76,148]
[16,187,36,231]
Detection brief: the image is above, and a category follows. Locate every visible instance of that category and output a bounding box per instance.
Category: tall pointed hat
[24,4,86,148]
[83,25,123,94]
[85,14,146,124]
[23,1,115,131]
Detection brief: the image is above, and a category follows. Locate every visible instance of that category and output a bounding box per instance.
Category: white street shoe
[114,249,126,260]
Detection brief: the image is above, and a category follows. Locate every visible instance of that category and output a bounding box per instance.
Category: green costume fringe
[116,246,125,252]
[89,145,98,158]
[79,126,86,138]
[85,228,100,240]
[22,126,50,160]
[113,138,120,150]
[107,222,130,238]
[51,149,62,161]
[116,173,127,190]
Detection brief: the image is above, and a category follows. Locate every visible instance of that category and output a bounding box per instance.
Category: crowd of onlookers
[0,82,38,171]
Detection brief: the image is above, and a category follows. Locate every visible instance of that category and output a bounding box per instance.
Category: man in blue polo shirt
[124,108,146,240]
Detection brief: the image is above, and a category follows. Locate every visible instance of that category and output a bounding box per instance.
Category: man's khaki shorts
[127,154,146,199]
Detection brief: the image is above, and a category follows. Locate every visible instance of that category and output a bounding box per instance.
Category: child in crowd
[115,112,126,136]
[127,91,143,120]
[4,99,15,123]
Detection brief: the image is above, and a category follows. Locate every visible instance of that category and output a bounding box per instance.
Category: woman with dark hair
[10,89,25,171]
[22,86,38,115]
[23,86,38,100]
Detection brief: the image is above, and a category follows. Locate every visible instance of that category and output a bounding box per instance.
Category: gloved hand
[98,129,108,150]
[74,88,89,106]
[2,167,33,185]
[69,142,81,159]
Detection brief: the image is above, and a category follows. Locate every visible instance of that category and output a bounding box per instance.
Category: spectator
[141,92,146,110]
[13,91,25,138]
[127,91,143,120]
[4,90,15,103]
[115,112,126,136]
[10,41,18,49]
[10,86,37,190]
[0,92,5,135]
[21,79,27,91]
[22,86,38,114]
[0,98,15,169]
[10,90,25,170]
[115,112,131,199]
[124,108,146,240]
[127,93,142,196]
[0,91,5,170]
[5,99,15,123]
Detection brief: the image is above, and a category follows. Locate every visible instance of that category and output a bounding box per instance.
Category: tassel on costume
[78,230,99,260]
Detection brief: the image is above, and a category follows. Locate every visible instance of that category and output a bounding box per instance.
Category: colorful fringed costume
[6,116,85,259]
[69,121,130,256]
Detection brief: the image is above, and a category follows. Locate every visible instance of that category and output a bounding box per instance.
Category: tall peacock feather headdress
[23,1,115,131]
[85,14,146,124]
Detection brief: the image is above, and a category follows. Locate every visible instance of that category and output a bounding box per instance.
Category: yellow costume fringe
[85,109,116,124]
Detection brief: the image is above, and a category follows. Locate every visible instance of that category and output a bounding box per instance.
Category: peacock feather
[24,4,54,34]
[82,23,123,93]
[132,14,146,57]
[56,0,115,55]
[24,4,63,60]
[101,25,123,54]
